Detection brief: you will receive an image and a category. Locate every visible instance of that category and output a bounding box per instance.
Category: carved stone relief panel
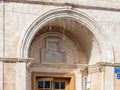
[41,37,65,63]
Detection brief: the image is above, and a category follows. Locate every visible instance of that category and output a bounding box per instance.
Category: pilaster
[0,60,3,90]
[89,63,105,90]
[75,64,88,90]
[89,62,115,90]
[75,73,82,90]
[16,62,27,90]
[0,57,32,90]
[105,67,114,90]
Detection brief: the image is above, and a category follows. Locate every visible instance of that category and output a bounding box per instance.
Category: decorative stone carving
[48,41,58,51]
[88,63,106,73]
[41,37,65,63]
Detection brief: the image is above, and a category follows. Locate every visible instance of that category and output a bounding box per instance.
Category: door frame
[32,72,75,90]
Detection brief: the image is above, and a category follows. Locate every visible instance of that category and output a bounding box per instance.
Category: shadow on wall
[29,18,100,65]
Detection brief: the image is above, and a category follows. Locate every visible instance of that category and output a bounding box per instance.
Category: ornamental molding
[88,64,105,73]
[88,62,120,73]
[96,62,120,67]
[76,62,120,74]
[0,57,33,62]
[4,0,120,12]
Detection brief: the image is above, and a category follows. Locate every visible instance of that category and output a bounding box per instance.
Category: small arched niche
[29,18,102,65]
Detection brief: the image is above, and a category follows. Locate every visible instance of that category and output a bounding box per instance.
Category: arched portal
[18,8,114,90]
[19,8,114,62]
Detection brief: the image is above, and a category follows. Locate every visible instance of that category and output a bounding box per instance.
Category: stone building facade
[0,0,120,90]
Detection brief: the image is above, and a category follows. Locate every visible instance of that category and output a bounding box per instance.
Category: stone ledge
[0,57,33,62]
[96,62,120,67]
[30,63,87,69]
[89,62,120,73]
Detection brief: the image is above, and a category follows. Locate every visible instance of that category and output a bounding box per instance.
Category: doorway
[32,73,75,90]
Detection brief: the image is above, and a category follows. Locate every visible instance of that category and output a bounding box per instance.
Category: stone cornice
[88,62,120,73]
[4,0,120,12]
[89,64,105,73]
[0,57,33,62]
[30,63,87,69]
[1,57,119,73]
[96,62,120,67]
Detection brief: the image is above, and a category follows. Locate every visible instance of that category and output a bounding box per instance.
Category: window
[37,78,68,90]
[54,82,65,90]
[37,78,52,90]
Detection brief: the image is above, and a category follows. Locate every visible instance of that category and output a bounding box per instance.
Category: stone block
[98,0,107,7]
[88,0,99,6]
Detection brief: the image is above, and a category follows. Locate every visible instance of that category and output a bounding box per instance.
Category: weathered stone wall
[0,59,27,90]
[4,2,62,57]
[2,1,120,63]
[0,1,120,90]
[79,9,120,63]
